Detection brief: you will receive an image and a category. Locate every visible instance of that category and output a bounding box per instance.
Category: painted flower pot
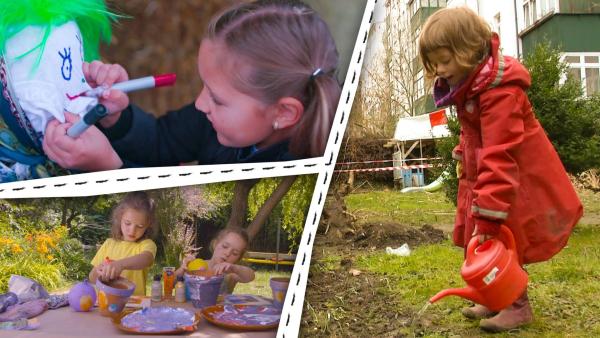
[269,277,290,309]
[185,273,224,309]
[96,277,135,318]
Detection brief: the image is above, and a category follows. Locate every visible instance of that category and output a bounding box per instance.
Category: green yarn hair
[0,0,119,62]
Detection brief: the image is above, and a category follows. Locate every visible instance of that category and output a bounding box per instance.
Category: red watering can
[429,225,528,311]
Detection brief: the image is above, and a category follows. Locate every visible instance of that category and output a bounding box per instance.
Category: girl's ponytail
[290,72,341,157]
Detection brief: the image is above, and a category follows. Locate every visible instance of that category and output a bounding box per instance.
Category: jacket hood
[433,33,531,107]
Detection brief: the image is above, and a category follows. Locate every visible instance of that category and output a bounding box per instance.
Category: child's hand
[472,225,493,244]
[43,112,123,171]
[101,260,124,281]
[212,262,234,276]
[181,254,195,269]
[455,161,463,178]
[83,61,129,127]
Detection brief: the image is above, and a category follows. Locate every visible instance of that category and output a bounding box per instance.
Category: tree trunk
[226,179,260,228]
[246,176,298,241]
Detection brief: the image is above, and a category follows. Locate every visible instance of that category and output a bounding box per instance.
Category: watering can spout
[429,287,484,305]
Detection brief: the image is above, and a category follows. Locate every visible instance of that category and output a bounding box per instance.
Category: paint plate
[224,294,274,306]
[113,307,200,334]
[202,304,281,331]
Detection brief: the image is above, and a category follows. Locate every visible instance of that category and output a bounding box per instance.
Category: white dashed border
[277,1,375,337]
[0,0,375,336]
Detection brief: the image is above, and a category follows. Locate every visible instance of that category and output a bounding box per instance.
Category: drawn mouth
[66,92,84,100]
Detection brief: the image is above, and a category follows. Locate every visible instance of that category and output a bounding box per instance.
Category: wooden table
[1,298,278,338]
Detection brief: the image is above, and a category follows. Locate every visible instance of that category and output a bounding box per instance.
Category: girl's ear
[272,97,304,130]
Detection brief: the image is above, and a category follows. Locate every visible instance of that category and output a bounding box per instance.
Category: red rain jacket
[436,34,583,264]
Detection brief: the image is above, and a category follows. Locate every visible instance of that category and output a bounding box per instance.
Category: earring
[273,121,279,130]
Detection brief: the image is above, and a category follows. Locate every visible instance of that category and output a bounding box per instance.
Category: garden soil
[300,194,448,337]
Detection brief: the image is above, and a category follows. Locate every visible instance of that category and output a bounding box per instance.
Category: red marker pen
[83,73,177,97]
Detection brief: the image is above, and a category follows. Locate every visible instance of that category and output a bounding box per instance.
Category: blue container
[184,274,224,309]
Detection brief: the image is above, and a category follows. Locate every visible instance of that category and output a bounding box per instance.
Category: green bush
[524,42,600,173]
[434,112,460,205]
[0,227,91,292]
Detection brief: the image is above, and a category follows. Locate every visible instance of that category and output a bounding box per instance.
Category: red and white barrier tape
[334,164,433,173]
[335,157,442,165]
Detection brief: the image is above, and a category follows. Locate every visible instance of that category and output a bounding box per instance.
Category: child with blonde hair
[176,227,255,295]
[89,192,157,296]
[419,7,582,332]
[44,0,341,170]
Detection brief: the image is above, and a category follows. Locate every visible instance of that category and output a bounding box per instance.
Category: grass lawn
[355,224,600,336]
[345,190,456,229]
[306,188,600,336]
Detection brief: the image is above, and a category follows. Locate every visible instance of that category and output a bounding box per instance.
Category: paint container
[185,273,224,309]
[96,277,135,318]
[269,277,290,309]
[162,267,176,298]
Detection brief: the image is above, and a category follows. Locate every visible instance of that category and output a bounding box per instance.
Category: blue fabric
[100,103,296,168]
[0,83,42,152]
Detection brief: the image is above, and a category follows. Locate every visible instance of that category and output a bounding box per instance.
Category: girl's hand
[181,254,195,268]
[83,61,130,128]
[472,225,492,244]
[212,262,234,276]
[101,260,124,281]
[43,112,123,171]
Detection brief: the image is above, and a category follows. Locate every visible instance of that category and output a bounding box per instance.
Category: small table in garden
[3,297,278,338]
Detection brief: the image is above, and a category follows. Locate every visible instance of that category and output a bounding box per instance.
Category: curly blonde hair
[110,191,157,241]
[419,7,492,79]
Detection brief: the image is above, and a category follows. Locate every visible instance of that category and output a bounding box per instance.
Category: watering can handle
[466,224,517,255]
[497,225,517,252]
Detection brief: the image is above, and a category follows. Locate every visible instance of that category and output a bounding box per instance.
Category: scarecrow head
[0,0,117,136]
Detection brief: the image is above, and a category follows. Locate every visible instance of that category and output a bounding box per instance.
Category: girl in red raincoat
[419,7,583,332]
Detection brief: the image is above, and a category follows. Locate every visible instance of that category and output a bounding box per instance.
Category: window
[409,0,419,17]
[493,13,501,37]
[586,68,599,95]
[540,0,555,16]
[524,1,531,27]
[564,53,600,96]
[523,0,538,26]
[415,70,425,98]
[409,0,446,17]
[413,27,421,58]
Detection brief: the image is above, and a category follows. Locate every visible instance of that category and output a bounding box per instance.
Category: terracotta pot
[95,277,135,318]
[270,277,290,309]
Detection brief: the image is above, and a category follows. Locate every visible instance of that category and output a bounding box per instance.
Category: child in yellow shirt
[89,192,157,295]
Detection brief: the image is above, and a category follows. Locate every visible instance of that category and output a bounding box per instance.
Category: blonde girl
[176,227,254,295]
[89,192,158,296]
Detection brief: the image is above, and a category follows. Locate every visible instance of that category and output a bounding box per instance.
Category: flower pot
[269,277,290,309]
[96,277,135,318]
[184,273,224,309]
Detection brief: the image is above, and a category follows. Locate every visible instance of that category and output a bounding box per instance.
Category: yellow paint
[79,295,93,312]
[187,258,208,271]
[98,290,107,310]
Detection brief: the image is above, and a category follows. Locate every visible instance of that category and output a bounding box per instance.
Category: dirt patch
[302,214,448,337]
[319,192,447,250]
